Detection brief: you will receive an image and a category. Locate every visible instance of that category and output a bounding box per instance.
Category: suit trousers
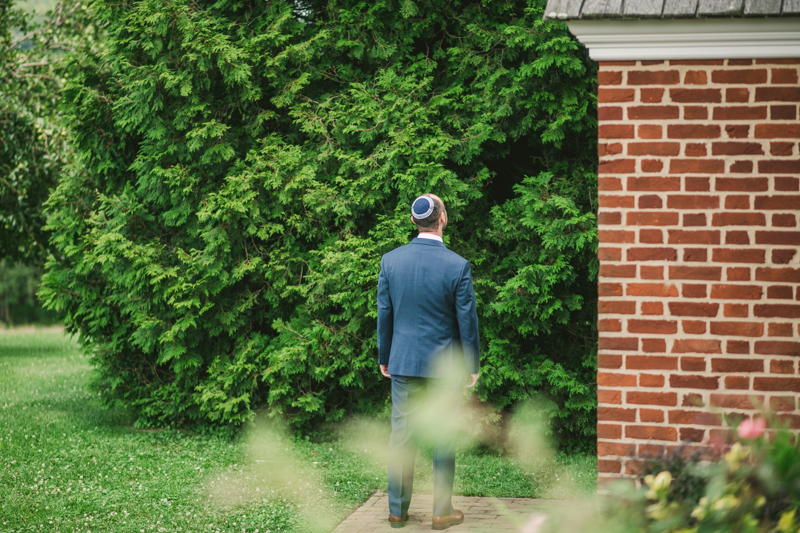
[388,374,462,518]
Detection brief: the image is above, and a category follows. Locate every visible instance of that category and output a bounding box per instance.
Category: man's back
[377,237,480,377]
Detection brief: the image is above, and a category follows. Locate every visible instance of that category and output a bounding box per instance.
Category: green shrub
[40,0,598,448]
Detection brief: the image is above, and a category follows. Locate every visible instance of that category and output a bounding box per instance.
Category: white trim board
[568,18,800,61]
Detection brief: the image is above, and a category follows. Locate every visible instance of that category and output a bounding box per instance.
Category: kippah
[411,196,435,219]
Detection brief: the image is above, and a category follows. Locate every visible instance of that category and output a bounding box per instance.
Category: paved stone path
[331,492,567,532]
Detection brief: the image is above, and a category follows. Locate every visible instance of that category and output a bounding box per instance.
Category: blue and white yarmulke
[411,196,435,219]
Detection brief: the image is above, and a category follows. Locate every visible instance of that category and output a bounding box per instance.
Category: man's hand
[465,373,479,388]
[380,364,391,378]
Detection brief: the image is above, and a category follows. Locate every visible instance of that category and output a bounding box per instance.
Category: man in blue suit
[377,194,480,530]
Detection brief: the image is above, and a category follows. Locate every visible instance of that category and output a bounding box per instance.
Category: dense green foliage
[0,0,98,263]
[0,260,56,325]
[41,0,598,448]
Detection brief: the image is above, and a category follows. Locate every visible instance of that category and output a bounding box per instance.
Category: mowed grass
[0,330,595,533]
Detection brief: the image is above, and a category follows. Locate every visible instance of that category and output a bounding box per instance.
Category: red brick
[598,441,636,457]
[768,285,794,299]
[672,60,725,65]
[725,232,749,247]
[641,160,664,173]
[771,105,798,120]
[627,248,678,261]
[669,266,722,280]
[684,248,708,262]
[728,340,751,353]
[710,394,764,409]
[684,70,707,84]
[668,409,722,426]
[684,213,707,226]
[672,339,722,354]
[755,268,800,283]
[753,377,800,392]
[628,142,681,156]
[759,160,800,174]
[756,195,800,211]
[725,376,750,389]
[711,69,768,84]
[754,124,800,138]
[598,372,638,387]
[599,230,635,243]
[667,124,721,139]
[628,391,678,406]
[684,106,709,119]
[640,374,665,388]
[599,124,635,139]
[597,458,622,474]
[598,389,622,404]
[712,212,766,226]
[769,323,794,337]
[598,337,638,351]
[710,284,763,301]
[755,231,800,245]
[599,159,636,174]
[771,359,795,374]
[598,176,622,190]
[711,142,764,155]
[640,408,664,422]
[598,247,622,261]
[712,249,766,264]
[641,302,664,315]
[599,88,636,103]
[598,406,637,422]
[641,88,665,103]
[682,320,707,334]
[755,341,800,356]
[628,70,680,85]
[598,211,622,225]
[628,319,678,335]
[598,354,623,370]
[598,106,624,120]
[600,264,637,278]
[669,302,719,318]
[756,59,800,64]
[773,68,799,84]
[627,212,680,226]
[670,374,719,390]
[639,196,663,209]
[680,428,706,442]
[727,267,751,280]
[626,425,677,441]
[598,71,622,85]
[715,177,769,191]
[709,321,764,337]
[725,196,750,209]
[670,159,725,174]
[771,397,796,411]
[670,88,721,103]
[771,142,795,156]
[724,304,750,318]
[598,282,623,297]
[642,338,667,353]
[638,125,663,139]
[754,304,800,318]
[599,300,636,314]
[726,125,750,138]
[629,106,680,120]
[712,106,768,120]
[711,358,764,372]
[627,355,678,370]
[627,176,681,191]
[772,214,797,227]
[772,250,797,264]
[597,423,622,439]
[726,88,750,102]
[681,356,706,371]
[730,160,754,173]
[627,283,679,297]
[667,195,720,209]
[682,284,707,298]
[682,393,706,407]
[755,87,800,102]
[640,266,664,279]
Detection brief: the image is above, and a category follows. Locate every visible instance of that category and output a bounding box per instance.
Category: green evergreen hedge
[41,0,598,449]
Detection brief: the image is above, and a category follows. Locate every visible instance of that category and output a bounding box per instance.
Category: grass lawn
[0,330,596,532]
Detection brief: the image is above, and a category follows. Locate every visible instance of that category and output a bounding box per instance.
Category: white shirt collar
[417,233,443,243]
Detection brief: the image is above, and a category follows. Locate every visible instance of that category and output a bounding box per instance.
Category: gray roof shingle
[543,0,800,18]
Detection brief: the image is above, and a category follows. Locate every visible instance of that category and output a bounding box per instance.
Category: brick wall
[597,58,800,481]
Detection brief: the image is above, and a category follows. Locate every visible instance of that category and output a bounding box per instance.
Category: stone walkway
[331,492,567,532]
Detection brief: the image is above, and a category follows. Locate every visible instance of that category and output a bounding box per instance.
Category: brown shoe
[432,509,464,530]
[388,513,409,528]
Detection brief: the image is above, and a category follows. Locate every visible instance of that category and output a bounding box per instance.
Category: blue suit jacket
[377,237,480,377]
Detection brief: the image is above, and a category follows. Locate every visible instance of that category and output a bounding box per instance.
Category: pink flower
[738,417,766,439]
